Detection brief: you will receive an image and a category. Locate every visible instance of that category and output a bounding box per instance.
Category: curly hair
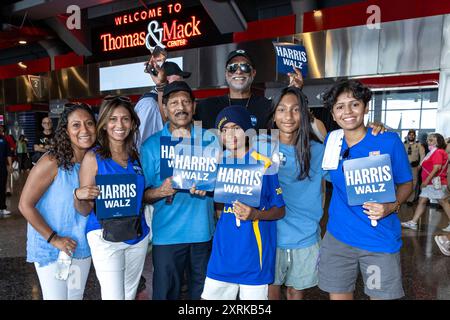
[322,79,372,110]
[96,97,140,162]
[48,103,96,170]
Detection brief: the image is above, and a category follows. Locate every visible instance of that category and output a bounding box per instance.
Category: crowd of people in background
[1,48,449,301]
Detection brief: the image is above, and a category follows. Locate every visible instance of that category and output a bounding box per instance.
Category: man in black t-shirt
[32,116,54,164]
[194,50,272,130]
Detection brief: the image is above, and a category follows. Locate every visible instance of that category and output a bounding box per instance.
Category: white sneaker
[442,224,450,232]
[401,220,418,230]
[0,209,11,215]
[434,235,450,256]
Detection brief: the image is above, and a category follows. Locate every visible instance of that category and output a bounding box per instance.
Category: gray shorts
[318,232,404,300]
[273,243,320,290]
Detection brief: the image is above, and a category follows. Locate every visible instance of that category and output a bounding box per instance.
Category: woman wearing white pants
[19,103,97,300]
[75,96,150,300]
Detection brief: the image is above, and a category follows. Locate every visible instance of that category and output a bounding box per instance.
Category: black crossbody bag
[100,207,143,242]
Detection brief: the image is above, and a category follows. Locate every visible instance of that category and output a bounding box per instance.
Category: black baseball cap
[162,81,194,99]
[163,61,191,78]
[226,49,253,66]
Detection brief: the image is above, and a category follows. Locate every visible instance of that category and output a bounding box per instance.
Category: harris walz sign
[89,2,232,62]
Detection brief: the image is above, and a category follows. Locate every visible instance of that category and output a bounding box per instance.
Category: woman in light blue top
[19,103,97,300]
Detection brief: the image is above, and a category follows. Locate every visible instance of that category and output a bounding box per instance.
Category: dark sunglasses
[226,63,252,74]
[104,95,131,103]
[408,145,412,155]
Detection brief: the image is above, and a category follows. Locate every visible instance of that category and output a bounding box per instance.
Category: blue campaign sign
[160,136,184,180]
[343,154,396,206]
[273,42,308,76]
[172,143,220,191]
[214,162,266,207]
[95,174,139,219]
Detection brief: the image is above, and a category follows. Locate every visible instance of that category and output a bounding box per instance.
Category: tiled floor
[1,173,449,300]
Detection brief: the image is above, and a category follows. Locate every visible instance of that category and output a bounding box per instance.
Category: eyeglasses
[104,95,131,103]
[226,63,252,74]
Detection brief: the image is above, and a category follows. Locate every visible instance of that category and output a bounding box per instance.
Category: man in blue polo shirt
[318,80,413,300]
[140,81,216,300]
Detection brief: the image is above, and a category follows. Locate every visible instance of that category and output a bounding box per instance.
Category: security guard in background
[404,129,425,206]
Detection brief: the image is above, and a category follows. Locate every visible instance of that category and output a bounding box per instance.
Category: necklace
[228,94,251,108]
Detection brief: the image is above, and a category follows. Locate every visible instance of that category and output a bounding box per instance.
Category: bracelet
[47,231,57,243]
[73,188,81,201]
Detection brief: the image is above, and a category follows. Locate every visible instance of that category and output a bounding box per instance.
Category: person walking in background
[404,129,425,206]
[0,125,13,216]
[402,133,450,232]
[18,103,96,299]
[75,96,150,300]
[17,134,30,173]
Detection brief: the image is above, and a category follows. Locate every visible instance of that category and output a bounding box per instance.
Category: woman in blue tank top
[19,103,96,300]
[75,95,149,300]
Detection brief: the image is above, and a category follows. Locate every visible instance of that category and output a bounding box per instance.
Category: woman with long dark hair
[19,103,96,299]
[75,96,150,300]
[266,87,326,300]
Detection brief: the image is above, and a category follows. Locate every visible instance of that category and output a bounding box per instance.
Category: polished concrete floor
[1,173,449,300]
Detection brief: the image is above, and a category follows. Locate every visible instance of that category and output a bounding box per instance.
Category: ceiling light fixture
[19,40,27,45]
[18,62,27,69]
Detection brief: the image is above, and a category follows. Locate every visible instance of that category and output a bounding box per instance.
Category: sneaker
[0,209,11,215]
[401,220,418,230]
[442,224,450,232]
[434,235,450,256]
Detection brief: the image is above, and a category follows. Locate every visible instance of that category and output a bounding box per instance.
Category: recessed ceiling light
[19,40,27,45]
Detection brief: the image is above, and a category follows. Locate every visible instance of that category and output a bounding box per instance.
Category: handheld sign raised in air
[272,42,308,77]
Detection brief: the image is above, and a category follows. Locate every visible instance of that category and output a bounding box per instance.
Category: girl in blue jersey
[75,96,150,300]
[19,103,96,299]
[201,105,285,300]
[266,87,327,300]
[318,80,413,300]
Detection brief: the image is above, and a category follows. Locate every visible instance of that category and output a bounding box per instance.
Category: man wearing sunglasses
[194,49,272,130]
[404,129,425,205]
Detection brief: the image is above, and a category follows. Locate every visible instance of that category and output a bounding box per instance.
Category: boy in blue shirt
[318,80,413,300]
[201,106,285,300]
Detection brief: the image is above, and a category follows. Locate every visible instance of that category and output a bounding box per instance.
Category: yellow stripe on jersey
[250,151,272,170]
[252,220,263,269]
